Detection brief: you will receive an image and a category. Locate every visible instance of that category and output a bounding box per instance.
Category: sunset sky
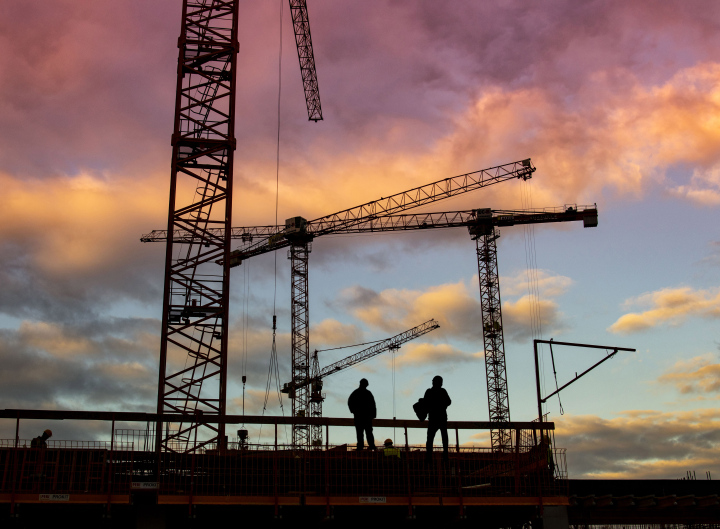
[1,1,719,479]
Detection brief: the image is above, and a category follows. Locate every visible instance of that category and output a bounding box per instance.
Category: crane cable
[260,0,288,445]
[520,179,563,417]
[314,338,385,353]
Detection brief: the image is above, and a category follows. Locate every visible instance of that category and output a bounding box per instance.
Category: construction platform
[0,410,567,526]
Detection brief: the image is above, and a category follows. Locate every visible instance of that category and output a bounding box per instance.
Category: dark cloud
[0,320,158,411]
[555,411,720,478]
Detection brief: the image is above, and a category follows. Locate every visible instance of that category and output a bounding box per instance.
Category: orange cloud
[343,273,570,344]
[392,343,484,368]
[310,319,364,348]
[432,63,720,206]
[658,355,720,394]
[609,287,720,334]
[501,270,574,298]
[0,171,166,276]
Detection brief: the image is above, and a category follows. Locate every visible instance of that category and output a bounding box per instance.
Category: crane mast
[473,222,510,450]
[156,0,323,454]
[156,0,240,455]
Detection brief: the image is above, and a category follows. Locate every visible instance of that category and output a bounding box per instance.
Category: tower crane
[227,159,533,449]
[156,0,322,455]
[143,202,595,451]
[282,319,440,446]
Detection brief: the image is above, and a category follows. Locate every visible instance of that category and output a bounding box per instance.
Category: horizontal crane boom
[141,203,596,245]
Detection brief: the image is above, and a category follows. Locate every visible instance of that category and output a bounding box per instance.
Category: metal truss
[309,351,323,447]
[142,204,600,245]
[156,0,239,454]
[232,159,535,262]
[289,0,322,121]
[289,242,312,449]
[476,229,512,452]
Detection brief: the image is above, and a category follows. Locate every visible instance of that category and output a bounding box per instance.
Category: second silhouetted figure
[424,375,451,462]
[348,378,376,450]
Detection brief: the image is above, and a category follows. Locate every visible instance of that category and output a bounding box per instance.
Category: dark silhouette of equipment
[144,198,596,451]
[156,0,322,454]
[282,319,440,446]
[532,339,636,425]
[146,159,534,449]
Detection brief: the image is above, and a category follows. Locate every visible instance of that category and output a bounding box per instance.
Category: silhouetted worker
[348,378,376,450]
[31,429,52,448]
[424,376,451,462]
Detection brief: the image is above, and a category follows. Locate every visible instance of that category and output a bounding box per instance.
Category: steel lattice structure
[475,229,512,452]
[309,350,323,446]
[156,0,239,454]
[289,0,322,121]
[143,204,599,245]
[289,242,312,448]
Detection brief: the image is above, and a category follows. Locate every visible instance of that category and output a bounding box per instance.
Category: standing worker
[31,429,52,448]
[424,375,451,463]
[348,378,377,450]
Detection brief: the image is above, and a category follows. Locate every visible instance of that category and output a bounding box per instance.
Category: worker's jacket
[348,387,376,419]
[423,386,451,423]
[383,446,401,459]
[30,437,47,449]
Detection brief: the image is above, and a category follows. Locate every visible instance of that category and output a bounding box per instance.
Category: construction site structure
[282,319,440,446]
[156,0,321,455]
[143,203,596,452]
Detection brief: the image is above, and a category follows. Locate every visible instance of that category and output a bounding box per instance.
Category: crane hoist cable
[520,178,547,407]
[260,0,288,444]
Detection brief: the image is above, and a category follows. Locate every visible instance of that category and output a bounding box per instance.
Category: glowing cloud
[392,343,484,368]
[342,272,570,344]
[658,355,720,394]
[609,287,720,334]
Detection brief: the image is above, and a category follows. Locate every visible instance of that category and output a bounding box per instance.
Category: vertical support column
[310,351,324,447]
[289,241,311,449]
[156,0,239,455]
[475,228,512,452]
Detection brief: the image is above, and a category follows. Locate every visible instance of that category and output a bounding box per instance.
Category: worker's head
[359,378,369,388]
[432,375,443,388]
[43,429,52,439]
[384,438,393,447]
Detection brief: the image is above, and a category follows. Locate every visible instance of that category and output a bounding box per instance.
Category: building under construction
[2,1,719,527]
